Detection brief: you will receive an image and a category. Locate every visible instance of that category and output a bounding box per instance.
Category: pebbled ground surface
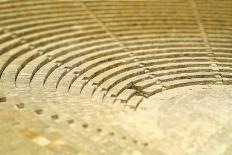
[0,0,232,155]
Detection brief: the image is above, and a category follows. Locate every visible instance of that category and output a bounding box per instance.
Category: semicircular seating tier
[0,0,232,111]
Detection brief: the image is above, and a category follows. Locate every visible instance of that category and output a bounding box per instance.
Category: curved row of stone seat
[0,1,76,11]
[0,0,127,87]
[0,12,104,80]
[95,17,197,24]
[1,0,231,111]
[108,63,232,100]
[24,38,207,89]
[68,1,230,103]
[140,78,217,97]
[1,40,229,95]
[0,2,90,53]
[123,36,203,44]
[71,59,209,96]
[17,43,230,103]
[14,36,121,88]
[113,74,224,101]
[195,0,232,10]
[95,62,211,95]
[89,60,230,100]
[47,43,122,89]
[84,4,191,13]
[198,0,232,84]
[16,46,210,94]
[19,37,203,87]
[80,50,230,83]
[3,16,91,34]
[107,67,213,99]
[82,54,209,83]
[0,17,91,46]
[54,49,210,89]
[73,0,232,99]
[0,8,87,24]
[0,23,99,80]
[15,30,111,84]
